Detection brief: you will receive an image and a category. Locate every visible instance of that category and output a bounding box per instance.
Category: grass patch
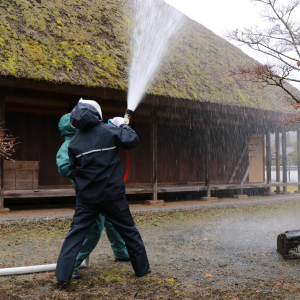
[1,200,300,298]
[272,185,299,193]
[1,269,300,299]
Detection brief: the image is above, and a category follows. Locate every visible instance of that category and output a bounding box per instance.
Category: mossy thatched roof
[0,0,293,111]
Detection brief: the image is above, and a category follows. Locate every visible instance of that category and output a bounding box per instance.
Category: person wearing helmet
[56,99,150,289]
[56,111,130,280]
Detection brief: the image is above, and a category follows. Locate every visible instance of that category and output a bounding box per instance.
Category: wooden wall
[6,112,70,187]
[5,109,255,188]
[155,124,250,185]
[6,111,153,187]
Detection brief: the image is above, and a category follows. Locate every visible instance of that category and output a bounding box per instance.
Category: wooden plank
[152,110,158,201]
[126,188,153,194]
[4,189,76,199]
[38,185,74,189]
[3,169,16,190]
[16,170,33,190]
[25,161,39,169]
[205,126,211,197]
[4,161,39,170]
[33,170,38,189]
[4,169,16,181]
[3,181,300,199]
[126,183,151,187]
[158,186,207,193]
[282,130,287,192]
[297,128,300,191]
[0,96,4,208]
[229,142,248,184]
[266,131,271,192]
[127,182,206,187]
[241,137,262,185]
[16,181,33,190]
[16,170,33,180]
[248,145,258,151]
[3,181,16,190]
[275,131,280,193]
[3,161,39,191]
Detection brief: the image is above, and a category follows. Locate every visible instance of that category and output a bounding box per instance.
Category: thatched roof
[0,0,293,111]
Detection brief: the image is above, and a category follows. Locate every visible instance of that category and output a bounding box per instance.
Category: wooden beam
[241,137,263,185]
[151,110,158,201]
[275,130,280,193]
[0,78,286,127]
[282,130,287,192]
[205,126,211,197]
[0,96,4,208]
[266,131,272,192]
[229,142,248,184]
[4,182,300,199]
[297,128,300,191]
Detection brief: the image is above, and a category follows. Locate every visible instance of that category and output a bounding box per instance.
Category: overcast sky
[165,0,264,61]
[165,0,300,90]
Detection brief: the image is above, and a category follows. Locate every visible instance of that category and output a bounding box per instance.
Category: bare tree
[226,0,300,105]
[0,125,19,160]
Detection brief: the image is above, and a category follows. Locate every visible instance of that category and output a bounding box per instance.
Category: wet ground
[1,198,300,299]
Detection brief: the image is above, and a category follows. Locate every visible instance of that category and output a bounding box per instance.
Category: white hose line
[0,254,91,276]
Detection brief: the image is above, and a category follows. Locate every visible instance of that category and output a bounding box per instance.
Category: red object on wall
[124,150,129,184]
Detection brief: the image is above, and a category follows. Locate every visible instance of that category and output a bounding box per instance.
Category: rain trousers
[56,113,129,271]
[56,103,150,282]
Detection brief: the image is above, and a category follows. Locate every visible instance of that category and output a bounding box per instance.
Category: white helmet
[79,98,102,119]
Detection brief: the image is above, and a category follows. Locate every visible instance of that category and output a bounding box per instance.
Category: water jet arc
[127,0,184,111]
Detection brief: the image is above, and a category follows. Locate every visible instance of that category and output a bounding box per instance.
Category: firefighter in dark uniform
[56,99,151,289]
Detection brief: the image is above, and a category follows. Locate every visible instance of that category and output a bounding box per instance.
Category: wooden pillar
[151,110,158,201]
[0,97,4,209]
[297,127,300,191]
[282,130,287,193]
[266,131,272,193]
[205,126,211,197]
[275,130,280,193]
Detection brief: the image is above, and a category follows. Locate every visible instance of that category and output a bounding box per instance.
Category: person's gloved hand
[109,117,125,127]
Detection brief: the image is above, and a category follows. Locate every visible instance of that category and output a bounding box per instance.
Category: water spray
[127,0,184,112]
[124,109,134,125]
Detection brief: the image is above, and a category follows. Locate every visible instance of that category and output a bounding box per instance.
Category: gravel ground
[1,198,300,299]
[2,194,300,220]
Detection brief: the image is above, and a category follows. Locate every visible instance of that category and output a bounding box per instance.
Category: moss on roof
[0,0,293,111]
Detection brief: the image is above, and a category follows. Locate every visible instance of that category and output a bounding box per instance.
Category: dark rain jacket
[68,102,139,203]
[56,113,79,190]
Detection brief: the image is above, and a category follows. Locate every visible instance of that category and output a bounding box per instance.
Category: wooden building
[0,0,297,207]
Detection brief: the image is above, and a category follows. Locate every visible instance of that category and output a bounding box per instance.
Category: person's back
[56,111,130,279]
[68,101,139,203]
[56,100,150,289]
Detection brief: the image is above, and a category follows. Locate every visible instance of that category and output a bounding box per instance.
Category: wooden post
[282,130,287,193]
[151,110,158,201]
[0,96,4,209]
[266,131,272,193]
[275,130,280,193]
[205,126,211,197]
[297,127,300,191]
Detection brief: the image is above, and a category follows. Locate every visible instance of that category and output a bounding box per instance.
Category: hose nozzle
[124,109,134,125]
